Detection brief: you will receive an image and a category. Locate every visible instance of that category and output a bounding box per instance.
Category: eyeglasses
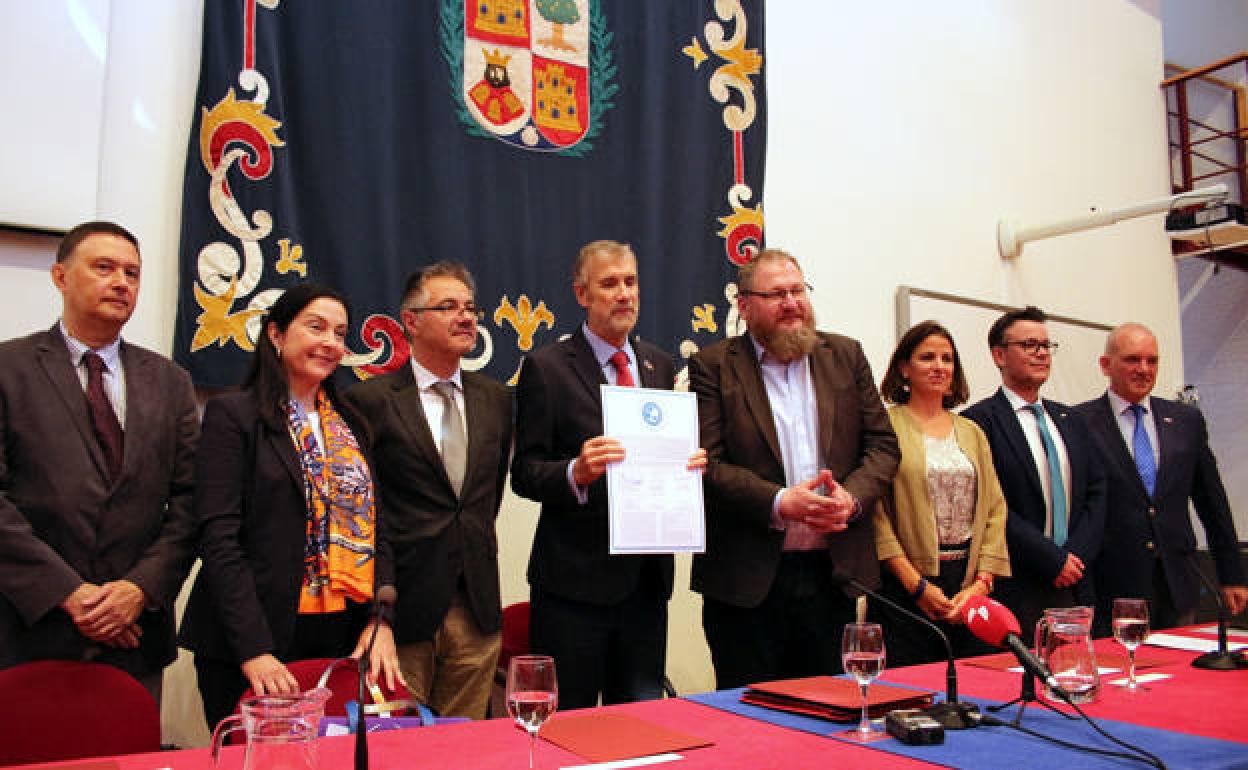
[1001,339,1059,355]
[405,302,480,318]
[739,283,813,302]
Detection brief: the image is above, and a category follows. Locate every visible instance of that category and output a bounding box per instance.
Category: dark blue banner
[173,1,766,388]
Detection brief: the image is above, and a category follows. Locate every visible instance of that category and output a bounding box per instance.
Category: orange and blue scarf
[286,390,376,613]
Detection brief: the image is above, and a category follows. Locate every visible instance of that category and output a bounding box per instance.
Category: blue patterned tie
[1130,403,1157,497]
[1028,403,1068,546]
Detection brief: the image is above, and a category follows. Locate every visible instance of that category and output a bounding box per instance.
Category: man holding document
[512,240,706,709]
[689,248,899,688]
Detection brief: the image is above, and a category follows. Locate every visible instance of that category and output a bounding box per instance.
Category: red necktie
[609,350,635,387]
[84,352,124,478]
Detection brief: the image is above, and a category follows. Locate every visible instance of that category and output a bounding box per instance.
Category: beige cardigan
[873,405,1011,588]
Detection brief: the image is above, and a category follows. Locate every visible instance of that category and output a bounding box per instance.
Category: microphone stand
[987,670,1070,725]
[355,621,381,770]
[1187,554,1248,670]
[836,573,979,729]
[357,586,397,770]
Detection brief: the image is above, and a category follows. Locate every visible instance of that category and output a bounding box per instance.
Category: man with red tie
[0,221,198,700]
[512,240,703,709]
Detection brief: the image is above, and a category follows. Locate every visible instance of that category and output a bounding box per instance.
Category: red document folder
[540,711,713,762]
[741,675,934,720]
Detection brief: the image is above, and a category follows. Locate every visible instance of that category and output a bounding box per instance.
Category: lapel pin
[1163,416,1173,423]
[643,360,655,371]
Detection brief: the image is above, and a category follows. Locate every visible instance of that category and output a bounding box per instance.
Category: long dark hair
[246,282,362,432]
[880,320,970,408]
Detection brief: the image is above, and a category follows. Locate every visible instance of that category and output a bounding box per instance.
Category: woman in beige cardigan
[872,321,1011,666]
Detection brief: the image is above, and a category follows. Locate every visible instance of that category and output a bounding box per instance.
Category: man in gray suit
[345,262,513,719]
[0,221,199,698]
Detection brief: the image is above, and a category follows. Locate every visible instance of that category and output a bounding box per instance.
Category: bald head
[1100,323,1159,403]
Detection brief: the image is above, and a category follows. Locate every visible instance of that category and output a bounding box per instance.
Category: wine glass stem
[859,682,870,733]
[1128,650,1137,689]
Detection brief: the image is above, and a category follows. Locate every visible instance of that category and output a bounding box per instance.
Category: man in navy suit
[964,306,1105,635]
[512,240,703,709]
[1075,323,1245,631]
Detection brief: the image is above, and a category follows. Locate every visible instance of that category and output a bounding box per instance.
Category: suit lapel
[727,335,783,466]
[992,389,1045,499]
[117,342,155,482]
[35,328,110,480]
[808,337,840,467]
[565,329,609,401]
[634,338,666,389]
[461,373,493,494]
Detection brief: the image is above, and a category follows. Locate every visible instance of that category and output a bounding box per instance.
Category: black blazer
[963,389,1106,586]
[0,327,198,676]
[1075,394,1244,615]
[511,329,676,605]
[344,366,512,641]
[178,390,391,664]
[688,332,899,608]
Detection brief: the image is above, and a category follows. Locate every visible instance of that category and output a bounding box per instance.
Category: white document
[602,385,705,554]
[1143,632,1248,653]
[1192,624,1248,640]
[561,754,684,770]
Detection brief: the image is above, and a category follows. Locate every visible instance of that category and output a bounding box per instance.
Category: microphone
[829,571,979,729]
[357,585,397,770]
[1184,553,1248,670]
[961,595,1066,696]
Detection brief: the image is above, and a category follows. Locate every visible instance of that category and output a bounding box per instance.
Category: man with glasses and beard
[963,306,1105,635]
[688,248,899,688]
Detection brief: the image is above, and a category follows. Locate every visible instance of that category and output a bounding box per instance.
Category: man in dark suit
[512,240,702,709]
[963,306,1105,635]
[688,248,899,689]
[1075,323,1245,631]
[345,263,513,719]
[0,221,198,698]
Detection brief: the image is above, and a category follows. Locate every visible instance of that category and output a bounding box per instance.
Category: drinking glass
[506,655,558,770]
[1112,598,1150,691]
[841,622,886,740]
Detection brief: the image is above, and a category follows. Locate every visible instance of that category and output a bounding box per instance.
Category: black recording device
[886,709,945,745]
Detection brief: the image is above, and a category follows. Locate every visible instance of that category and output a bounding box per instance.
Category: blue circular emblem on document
[642,401,663,427]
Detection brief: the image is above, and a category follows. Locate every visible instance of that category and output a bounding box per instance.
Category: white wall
[1,0,1191,748]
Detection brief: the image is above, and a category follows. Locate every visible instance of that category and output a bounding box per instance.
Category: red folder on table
[540,712,713,762]
[742,675,934,720]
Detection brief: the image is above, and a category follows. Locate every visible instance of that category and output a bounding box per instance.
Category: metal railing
[1162,52,1248,200]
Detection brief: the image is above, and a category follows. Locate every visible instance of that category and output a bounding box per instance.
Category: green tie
[1028,403,1068,546]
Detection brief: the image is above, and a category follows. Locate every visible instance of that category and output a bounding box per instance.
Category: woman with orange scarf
[179,283,402,729]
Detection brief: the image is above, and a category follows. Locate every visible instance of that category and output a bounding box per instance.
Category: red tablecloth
[20,697,938,770]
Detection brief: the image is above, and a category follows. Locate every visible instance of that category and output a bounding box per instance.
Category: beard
[755,315,817,362]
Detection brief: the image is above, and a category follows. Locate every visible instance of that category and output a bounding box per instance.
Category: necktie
[433,381,466,496]
[609,350,635,387]
[1028,403,1068,546]
[1130,403,1157,497]
[84,352,124,479]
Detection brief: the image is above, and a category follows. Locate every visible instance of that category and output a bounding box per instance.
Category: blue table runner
[685,684,1248,770]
